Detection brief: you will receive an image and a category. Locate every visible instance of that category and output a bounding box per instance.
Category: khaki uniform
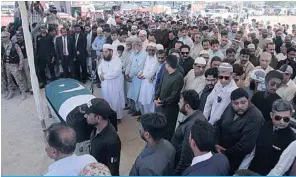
[2,42,26,93]
[1,64,8,92]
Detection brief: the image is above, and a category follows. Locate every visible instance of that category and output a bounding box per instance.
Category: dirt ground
[1,15,295,176]
[1,81,145,176]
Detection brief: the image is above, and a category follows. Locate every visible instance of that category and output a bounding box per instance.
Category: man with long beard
[138,43,158,114]
[125,38,147,117]
[97,44,125,121]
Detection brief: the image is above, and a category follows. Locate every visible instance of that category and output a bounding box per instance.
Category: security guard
[81,98,121,176]
[16,31,33,94]
[1,31,27,100]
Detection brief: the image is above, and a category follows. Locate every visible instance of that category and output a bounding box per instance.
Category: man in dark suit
[56,28,75,78]
[73,24,88,83]
[182,120,229,176]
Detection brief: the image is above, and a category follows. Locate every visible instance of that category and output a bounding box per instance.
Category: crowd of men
[2,2,296,176]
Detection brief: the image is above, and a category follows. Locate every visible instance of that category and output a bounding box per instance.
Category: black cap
[80,98,111,118]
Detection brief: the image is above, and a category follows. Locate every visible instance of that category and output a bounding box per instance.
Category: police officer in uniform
[15,31,33,94]
[1,31,27,100]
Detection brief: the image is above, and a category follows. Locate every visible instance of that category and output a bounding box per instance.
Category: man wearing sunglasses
[203,63,238,125]
[179,45,194,76]
[248,99,296,175]
[251,70,283,121]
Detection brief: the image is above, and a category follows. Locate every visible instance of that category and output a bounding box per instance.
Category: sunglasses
[158,57,165,59]
[218,76,230,80]
[181,52,189,55]
[274,115,290,123]
[147,49,155,51]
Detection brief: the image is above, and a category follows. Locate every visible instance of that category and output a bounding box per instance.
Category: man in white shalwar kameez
[203,63,238,125]
[98,44,125,120]
[125,38,148,116]
[138,43,158,114]
[122,38,134,109]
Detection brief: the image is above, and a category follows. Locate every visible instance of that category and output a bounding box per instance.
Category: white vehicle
[205,9,236,19]
[279,8,288,16]
[254,8,264,16]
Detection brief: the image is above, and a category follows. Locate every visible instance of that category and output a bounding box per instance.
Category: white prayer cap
[103,44,113,50]
[147,42,157,48]
[139,30,147,36]
[194,57,207,65]
[199,50,209,55]
[131,25,138,29]
[97,27,103,33]
[156,44,164,50]
[247,44,255,49]
[218,62,233,73]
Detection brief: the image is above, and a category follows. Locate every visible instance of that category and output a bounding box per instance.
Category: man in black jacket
[155,20,169,48]
[82,98,121,176]
[179,45,195,76]
[182,120,229,176]
[73,24,88,83]
[251,70,283,121]
[172,90,206,175]
[215,88,265,174]
[154,55,184,141]
[248,99,296,175]
[166,30,178,56]
[199,67,219,112]
[36,24,55,88]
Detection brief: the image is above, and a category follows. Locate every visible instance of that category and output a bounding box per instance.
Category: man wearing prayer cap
[156,44,164,51]
[97,43,125,121]
[183,57,207,96]
[199,50,210,63]
[138,30,149,49]
[203,62,238,125]
[130,25,138,39]
[125,36,148,117]
[138,42,158,114]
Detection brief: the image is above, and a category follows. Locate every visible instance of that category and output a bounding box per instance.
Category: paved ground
[1,15,295,176]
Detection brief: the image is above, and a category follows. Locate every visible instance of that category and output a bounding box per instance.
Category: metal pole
[18,1,47,136]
